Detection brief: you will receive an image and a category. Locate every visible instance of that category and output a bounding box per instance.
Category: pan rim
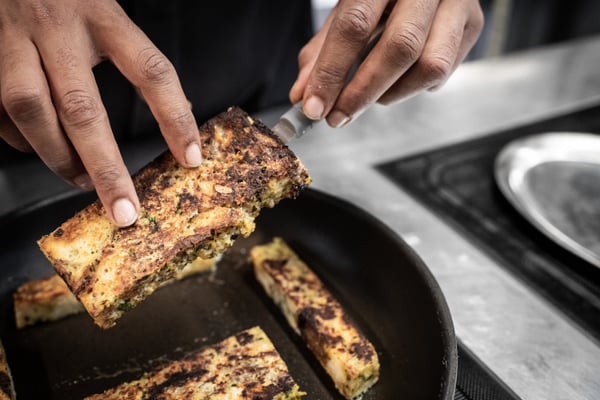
[300,189,458,400]
[0,187,457,399]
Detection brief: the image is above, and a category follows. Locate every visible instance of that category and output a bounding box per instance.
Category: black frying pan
[0,189,457,399]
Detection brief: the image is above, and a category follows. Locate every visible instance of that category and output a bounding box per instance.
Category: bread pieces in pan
[250,238,380,400]
[13,274,83,329]
[84,326,306,400]
[0,340,16,400]
[13,256,218,329]
[38,107,310,329]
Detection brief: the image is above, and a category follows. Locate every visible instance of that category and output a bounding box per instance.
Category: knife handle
[279,102,315,140]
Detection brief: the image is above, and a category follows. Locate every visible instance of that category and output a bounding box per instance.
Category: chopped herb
[117,300,134,312]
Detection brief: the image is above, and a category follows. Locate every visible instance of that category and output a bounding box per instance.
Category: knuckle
[137,48,174,84]
[418,54,453,83]
[92,166,123,194]
[335,5,376,42]
[312,61,347,87]
[387,24,426,62]
[2,86,45,121]
[165,109,196,132]
[59,89,103,129]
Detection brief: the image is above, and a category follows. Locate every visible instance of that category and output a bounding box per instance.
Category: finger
[0,35,91,189]
[289,5,337,104]
[38,33,139,227]
[380,0,483,102]
[327,0,440,126]
[302,0,388,120]
[0,102,32,152]
[447,0,484,74]
[89,9,202,169]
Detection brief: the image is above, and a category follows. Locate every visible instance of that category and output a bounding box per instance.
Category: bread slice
[250,238,380,400]
[0,340,16,400]
[13,256,218,329]
[13,274,83,329]
[38,107,311,329]
[84,326,305,399]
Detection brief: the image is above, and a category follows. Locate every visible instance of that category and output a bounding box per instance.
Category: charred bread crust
[250,238,380,400]
[84,326,306,399]
[13,274,83,329]
[13,256,218,329]
[38,107,311,329]
[0,341,15,400]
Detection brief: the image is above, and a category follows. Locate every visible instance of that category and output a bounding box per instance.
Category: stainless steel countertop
[3,34,600,400]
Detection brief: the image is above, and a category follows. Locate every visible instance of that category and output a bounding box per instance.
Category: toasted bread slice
[250,238,380,400]
[84,326,305,399]
[37,107,310,329]
[13,274,83,329]
[0,340,16,400]
[14,256,218,329]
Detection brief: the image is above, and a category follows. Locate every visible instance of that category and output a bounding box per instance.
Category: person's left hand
[290,0,484,127]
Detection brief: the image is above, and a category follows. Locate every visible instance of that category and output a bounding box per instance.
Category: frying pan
[0,188,457,399]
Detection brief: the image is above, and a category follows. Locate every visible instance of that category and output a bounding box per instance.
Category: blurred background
[312,0,600,59]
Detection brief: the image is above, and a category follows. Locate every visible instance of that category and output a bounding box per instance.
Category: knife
[271,102,316,144]
[272,32,379,143]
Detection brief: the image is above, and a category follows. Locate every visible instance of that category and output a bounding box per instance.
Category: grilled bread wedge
[14,256,218,329]
[13,274,83,329]
[0,340,16,400]
[250,238,380,400]
[38,107,310,329]
[84,326,305,399]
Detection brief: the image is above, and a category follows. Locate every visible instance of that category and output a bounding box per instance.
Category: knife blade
[271,102,315,144]
[271,31,379,144]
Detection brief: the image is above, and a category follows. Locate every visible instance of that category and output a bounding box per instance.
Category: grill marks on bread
[38,107,310,329]
[84,326,306,400]
[250,238,380,400]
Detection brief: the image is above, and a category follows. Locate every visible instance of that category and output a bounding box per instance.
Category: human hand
[290,0,484,127]
[0,0,202,226]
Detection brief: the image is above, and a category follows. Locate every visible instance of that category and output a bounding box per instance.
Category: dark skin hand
[0,0,201,227]
[0,0,483,227]
[290,0,484,127]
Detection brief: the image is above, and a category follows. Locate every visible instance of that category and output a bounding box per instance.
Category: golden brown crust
[38,107,310,329]
[13,257,218,329]
[0,341,15,400]
[84,326,306,400]
[13,275,83,329]
[250,238,379,400]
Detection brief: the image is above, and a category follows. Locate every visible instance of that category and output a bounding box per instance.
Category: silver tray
[494,132,600,268]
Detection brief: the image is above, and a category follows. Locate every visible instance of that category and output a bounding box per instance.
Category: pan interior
[0,189,456,399]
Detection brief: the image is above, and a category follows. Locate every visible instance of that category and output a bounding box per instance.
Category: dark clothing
[101,0,313,139]
[0,1,313,163]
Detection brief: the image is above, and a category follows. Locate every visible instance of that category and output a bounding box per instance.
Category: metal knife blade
[271,102,315,144]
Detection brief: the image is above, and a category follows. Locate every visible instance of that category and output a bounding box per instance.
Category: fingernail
[185,143,202,167]
[112,198,138,227]
[73,174,94,191]
[304,96,325,120]
[328,110,351,128]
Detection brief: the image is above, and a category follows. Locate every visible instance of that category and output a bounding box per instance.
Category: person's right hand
[0,0,202,227]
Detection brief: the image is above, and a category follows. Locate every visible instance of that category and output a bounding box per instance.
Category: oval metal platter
[0,188,457,399]
[495,132,600,268]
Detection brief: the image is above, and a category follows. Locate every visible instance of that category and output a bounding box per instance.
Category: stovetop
[454,343,519,400]
[377,104,600,346]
